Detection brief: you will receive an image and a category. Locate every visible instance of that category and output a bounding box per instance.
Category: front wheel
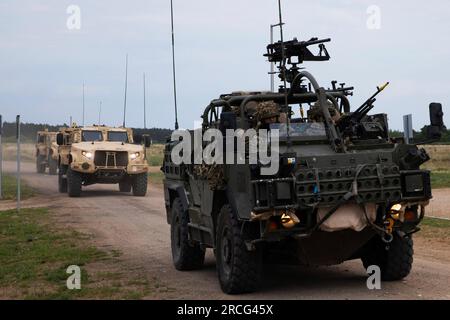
[67,168,82,197]
[216,204,262,294]
[171,198,205,270]
[58,165,68,193]
[361,233,414,281]
[131,173,147,196]
[48,157,57,175]
[36,155,46,173]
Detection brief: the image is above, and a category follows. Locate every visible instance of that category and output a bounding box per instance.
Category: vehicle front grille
[94,151,128,167]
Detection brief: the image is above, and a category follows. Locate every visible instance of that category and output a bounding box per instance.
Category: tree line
[0,122,173,144]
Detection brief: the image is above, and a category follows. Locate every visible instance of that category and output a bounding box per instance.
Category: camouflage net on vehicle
[193,163,226,190]
[231,100,280,120]
[254,101,280,121]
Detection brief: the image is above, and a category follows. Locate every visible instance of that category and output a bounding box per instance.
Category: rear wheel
[132,173,147,196]
[48,156,57,175]
[119,180,132,192]
[67,168,82,197]
[171,198,205,270]
[361,233,413,281]
[216,204,262,294]
[36,155,46,173]
[58,165,68,193]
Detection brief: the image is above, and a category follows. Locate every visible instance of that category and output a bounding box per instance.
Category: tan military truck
[56,125,150,197]
[35,130,58,175]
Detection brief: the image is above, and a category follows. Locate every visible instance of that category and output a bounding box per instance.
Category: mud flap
[225,165,253,220]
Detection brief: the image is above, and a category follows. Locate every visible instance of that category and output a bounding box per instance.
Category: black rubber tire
[36,155,46,173]
[132,173,147,197]
[119,180,132,193]
[170,198,205,270]
[216,204,262,294]
[58,165,68,193]
[48,157,58,175]
[361,233,413,281]
[67,168,82,197]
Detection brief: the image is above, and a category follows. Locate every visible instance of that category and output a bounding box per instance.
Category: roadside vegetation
[0,208,169,299]
[0,174,34,200]
[418,217,450,241]
[146,144,164,167]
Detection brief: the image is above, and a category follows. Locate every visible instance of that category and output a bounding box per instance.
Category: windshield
[107,131,129,142]
[82,130,103,142]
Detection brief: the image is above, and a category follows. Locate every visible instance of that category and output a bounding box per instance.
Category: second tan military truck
[35,130,58,175]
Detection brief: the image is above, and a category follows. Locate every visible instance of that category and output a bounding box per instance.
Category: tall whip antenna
[143,73,147,129]
[82,83,85,126]
[98,101,102,125]
[170,0,179,130]
[123,54,128,127]
[277,0,291,147]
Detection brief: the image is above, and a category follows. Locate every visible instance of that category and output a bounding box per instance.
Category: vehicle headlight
[82,151,93,159]
[130,152,140,160]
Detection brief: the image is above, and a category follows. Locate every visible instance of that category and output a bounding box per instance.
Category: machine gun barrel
[303,38,331,46]
[354,82,389,115]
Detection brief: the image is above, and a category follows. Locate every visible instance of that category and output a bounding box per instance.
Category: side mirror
[56,133,64,146]
[143,134,151,148]
[133,134,143,144]
[426,103,446,140]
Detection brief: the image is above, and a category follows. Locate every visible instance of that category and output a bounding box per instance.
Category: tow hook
[382,218,395,244]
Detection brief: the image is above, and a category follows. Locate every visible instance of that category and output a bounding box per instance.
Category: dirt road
[2,161,450,300]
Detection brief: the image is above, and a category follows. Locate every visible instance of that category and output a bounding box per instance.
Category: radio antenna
[122,54,128,127]
[277,0,292,147]
[98,101,102,125]
[170,0,179,130]
[82,83,85,126]
[143,73,147,129]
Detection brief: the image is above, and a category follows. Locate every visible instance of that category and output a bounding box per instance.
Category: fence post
[0,115,2,200]
[16,115,21,212]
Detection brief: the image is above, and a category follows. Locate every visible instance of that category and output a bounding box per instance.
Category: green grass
[146,144,164,167]
[0,208,155,299]
[422,217,450,229]
[419,217,450,239]
[1,174,35,200]
[430,171,450,189]
[148,172,164,185]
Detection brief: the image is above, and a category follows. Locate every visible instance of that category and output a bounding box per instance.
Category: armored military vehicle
[162,33,445,294]
[56,125,151,197]
[35,130,58,175]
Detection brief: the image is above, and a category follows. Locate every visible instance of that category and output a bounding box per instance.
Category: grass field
[1,175,35,200]
[0,208,162,299]
[146,144,164,166]
[419,216,450,239]
[2,143,35,162]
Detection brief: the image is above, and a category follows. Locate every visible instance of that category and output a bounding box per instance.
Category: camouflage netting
[254,101,281,121]
[193,163,226,190]
[232,101,281,121]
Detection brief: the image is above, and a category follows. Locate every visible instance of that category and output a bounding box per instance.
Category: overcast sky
[0,0,449,130]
